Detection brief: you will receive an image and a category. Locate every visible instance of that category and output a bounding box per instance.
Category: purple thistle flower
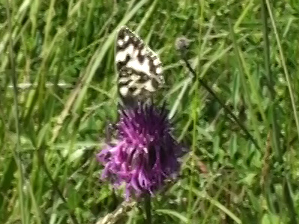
[97,102,184,198]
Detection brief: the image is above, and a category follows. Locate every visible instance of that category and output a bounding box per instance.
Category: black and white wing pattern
[115,26,164,106]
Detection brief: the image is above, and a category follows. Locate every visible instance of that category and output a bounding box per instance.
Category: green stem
[144,193,152,224]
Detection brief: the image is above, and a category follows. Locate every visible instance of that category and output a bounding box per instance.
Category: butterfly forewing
[115,26,164,105]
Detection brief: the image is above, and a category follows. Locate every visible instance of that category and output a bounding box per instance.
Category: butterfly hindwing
[115,26,164,105]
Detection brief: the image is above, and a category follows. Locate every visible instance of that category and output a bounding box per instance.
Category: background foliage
[1,0,299,223]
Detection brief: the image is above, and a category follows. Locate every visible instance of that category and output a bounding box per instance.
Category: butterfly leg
[105,120,117,143]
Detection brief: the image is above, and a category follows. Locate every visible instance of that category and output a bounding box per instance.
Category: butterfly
[115,26,164,107]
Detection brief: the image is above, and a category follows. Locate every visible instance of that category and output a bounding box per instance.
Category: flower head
[97,102,184,198]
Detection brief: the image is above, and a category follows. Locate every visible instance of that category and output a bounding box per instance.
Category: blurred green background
[1,0,299,223]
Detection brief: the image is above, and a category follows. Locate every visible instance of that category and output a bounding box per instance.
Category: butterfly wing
[115,26,164,106]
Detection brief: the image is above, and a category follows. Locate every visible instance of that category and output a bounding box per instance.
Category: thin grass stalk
[227,20,261,150]
[264,0,299,143]
[262,1,298,222]
[261,0,282,160]
[5,0,27,222]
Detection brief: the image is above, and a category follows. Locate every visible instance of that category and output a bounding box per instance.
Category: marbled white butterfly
[115,26,164,106]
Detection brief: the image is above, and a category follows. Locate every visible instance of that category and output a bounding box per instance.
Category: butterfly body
[115,26,164,106]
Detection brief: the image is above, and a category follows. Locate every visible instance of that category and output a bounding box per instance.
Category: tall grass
[1,0,299,223]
